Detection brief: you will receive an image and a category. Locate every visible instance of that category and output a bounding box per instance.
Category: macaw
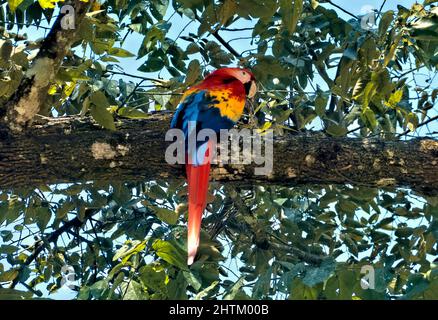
[170,68,257,265]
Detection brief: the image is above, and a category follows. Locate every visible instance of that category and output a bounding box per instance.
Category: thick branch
[0,114,437,195]
[1,0,93,132]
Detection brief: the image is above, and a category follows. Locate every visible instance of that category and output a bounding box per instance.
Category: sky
[113,0,437,135]
[119,0,421,74]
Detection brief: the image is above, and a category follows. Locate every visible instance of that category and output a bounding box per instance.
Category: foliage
[0,0,437,299]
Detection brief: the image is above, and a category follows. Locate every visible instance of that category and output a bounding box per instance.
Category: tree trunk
[0,114,437,195]
[1,0,93,132]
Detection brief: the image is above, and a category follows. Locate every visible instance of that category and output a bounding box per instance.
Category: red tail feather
[186,143,212,265]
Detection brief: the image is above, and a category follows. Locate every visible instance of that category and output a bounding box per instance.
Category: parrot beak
[244,80,257,99]
[248,80,257,98]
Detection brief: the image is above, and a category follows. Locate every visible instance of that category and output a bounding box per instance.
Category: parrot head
[205,67,257,99]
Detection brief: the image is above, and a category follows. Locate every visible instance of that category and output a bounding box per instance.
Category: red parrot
[170,68,257,265]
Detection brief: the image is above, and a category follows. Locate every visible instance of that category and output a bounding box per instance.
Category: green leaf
[0,269,18,282]
[77,287,90,300]
[56,201,74,219]
[0,245,19,254]
[185,59,201,85]
[113,240,146,263]
[219,0,238,25]
[108,47,135,58]
[153,207,179,225]
[194,280,219,300]
[411,29,438,41]
[167,271,188,299]
[224,277,245,300]
[151,239,188,270]
[326,124,347,137]
[139,264,168,294]
[362,107,377,130]
[90,91,110,108]
[274,198,288,206]
[280,0,303,34]
[315,93,328,117]
[395,227,414,238]
[117,107,149,119]
[0,230,13,242]
[101,56,120,63]
[289,278,319,300]
[148,184,168,199]
[122,280,148,300]
[362,81,377,109]
[8,0,24,12]
[89,279,108,299]
[384,42,399,66]
[378,11,394,37]
[311,0,319,9]
[338,199,357,214]
[0,288,33,300]
[150,0,169,20]
[302,259,336,287]
[90,104,116,131]
[338,269,356,300]
[38,0,60,10]
[385,90,403,108]
[186,43,200,55]
[138,55,165,73]
[36,206,51,231]
[182,271,202,291]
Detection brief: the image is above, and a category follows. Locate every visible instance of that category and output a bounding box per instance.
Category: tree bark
[0,113,437,195]
[1,0,93,132]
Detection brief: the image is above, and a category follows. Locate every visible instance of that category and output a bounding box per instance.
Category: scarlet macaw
[170,68,257,265]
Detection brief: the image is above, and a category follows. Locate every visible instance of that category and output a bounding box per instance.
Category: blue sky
[112,0,437,135]
[119,0,421,74]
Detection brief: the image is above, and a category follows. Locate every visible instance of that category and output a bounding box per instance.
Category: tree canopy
[0,0,437,300]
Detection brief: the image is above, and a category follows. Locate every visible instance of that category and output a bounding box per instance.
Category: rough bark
[0,114,436,195]
[1,0,93,132]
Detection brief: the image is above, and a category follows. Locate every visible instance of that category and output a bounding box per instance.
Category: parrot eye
[222,77,235,84]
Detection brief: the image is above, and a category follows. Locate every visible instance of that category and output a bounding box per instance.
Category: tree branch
[195,16,242,59]
[0,114,436,196]
[325,0,359,20]
[397,115,438,138]
[105,70,168,84]
[9,208,98,289]
[1,0,93,132]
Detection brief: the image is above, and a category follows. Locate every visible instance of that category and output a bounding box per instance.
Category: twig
[326,0,359,20]
[397,115,438,138]
[221,27,254,32]
[395,64,426,79]
[120,79,145,107]
[105,70,168,84]
[378,0,387,17]
[347,126,364,134]
[9,208,98,289]
[195,16,241,58]
[268,232,326,265]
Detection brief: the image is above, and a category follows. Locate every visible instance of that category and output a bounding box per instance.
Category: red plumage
[186,142,212,265]
[170,67,257,265]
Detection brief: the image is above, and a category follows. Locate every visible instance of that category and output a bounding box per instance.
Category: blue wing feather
[170,90,235,166]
